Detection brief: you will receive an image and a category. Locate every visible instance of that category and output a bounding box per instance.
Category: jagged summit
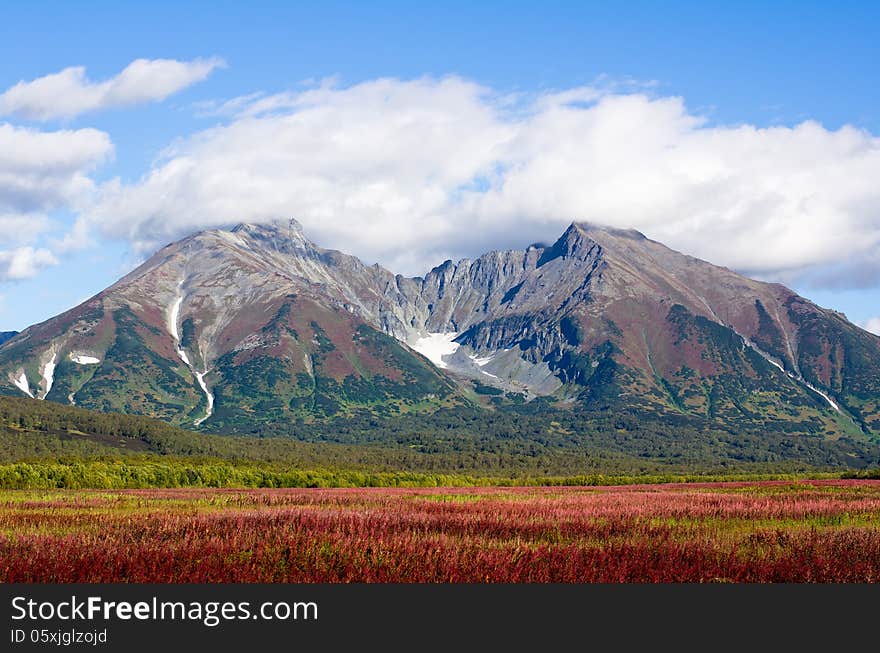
[224,218,313,253]
[569,221,648,240]
[231,217,306,238]
[422,222,646,277]
[2,219,879,440]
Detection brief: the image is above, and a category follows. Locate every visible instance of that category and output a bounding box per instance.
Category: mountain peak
[568,221,647,241]
[228,218,314,254]
[4,213,880,448]
[231,217,304,237]
[536,221,616,266]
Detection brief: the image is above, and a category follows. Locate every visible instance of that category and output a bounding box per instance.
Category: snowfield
[71,354,101,365]
[410,332,460,369]
[193,371,214,426]
[40,353,57,399]
[167,282,213,425]
[12,371,33,398]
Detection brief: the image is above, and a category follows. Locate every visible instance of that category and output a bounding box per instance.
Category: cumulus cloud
[80,77,880,283]
[0,58,224,121]
[0,213,51,245]
[0,246,58,280]
[0,123,111,262]
[0,123,112,213]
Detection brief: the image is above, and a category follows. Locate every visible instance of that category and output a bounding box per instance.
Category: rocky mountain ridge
[2,219,879,439]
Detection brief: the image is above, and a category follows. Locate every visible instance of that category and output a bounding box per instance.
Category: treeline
[0,460,482,489]
[2,396,880,482]
[238,402,880,471]
[0,460,848,490]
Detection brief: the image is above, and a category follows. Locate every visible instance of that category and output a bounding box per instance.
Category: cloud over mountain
[78,77,880,285]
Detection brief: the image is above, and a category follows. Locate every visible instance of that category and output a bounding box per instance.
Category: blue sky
[1,1,879,331]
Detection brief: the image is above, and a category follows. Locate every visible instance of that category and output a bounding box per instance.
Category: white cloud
[0,246,58,280]
[863,317,880,336]
[87,77,513,271]
[80,77,880,283]
[0,123,111,263]
[0,58,224,121]
[0,123,112,285]
[0,213,51,245]
[0,123,112,214]
[49,218,94,253]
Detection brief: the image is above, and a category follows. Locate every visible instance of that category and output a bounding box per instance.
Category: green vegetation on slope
[1,394,879,489]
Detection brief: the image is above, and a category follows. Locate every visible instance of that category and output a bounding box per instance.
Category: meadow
[2,479,880,582]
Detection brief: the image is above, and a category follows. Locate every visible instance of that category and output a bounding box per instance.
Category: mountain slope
[2,219,880,441]
[3,394,879,475]
[0,222,460,429]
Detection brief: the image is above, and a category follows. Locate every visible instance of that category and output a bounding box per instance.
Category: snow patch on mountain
[741,335,840,412]
[168,297,183,342]
[166,281,213,425]
[12,371,33,398]
[40,352,57,399]
[167,288,192,366]
[410,332,460,369]
[470,353,495,367]
[193,370,214,426]
[71,354,100,364]
[694,301,840,414]
[468,352,500,379]
[802,379,840,412]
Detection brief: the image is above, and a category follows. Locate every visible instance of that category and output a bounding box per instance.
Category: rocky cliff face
[2,219,880,438]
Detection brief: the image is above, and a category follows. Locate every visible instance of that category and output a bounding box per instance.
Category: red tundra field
[2,480,880,582]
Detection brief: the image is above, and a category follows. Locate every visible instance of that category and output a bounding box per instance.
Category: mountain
[0,221,459,429]
[0,332,16,346]
[2,219,880,441]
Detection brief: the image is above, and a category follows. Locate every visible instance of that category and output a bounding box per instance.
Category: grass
[2,480,879,582]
